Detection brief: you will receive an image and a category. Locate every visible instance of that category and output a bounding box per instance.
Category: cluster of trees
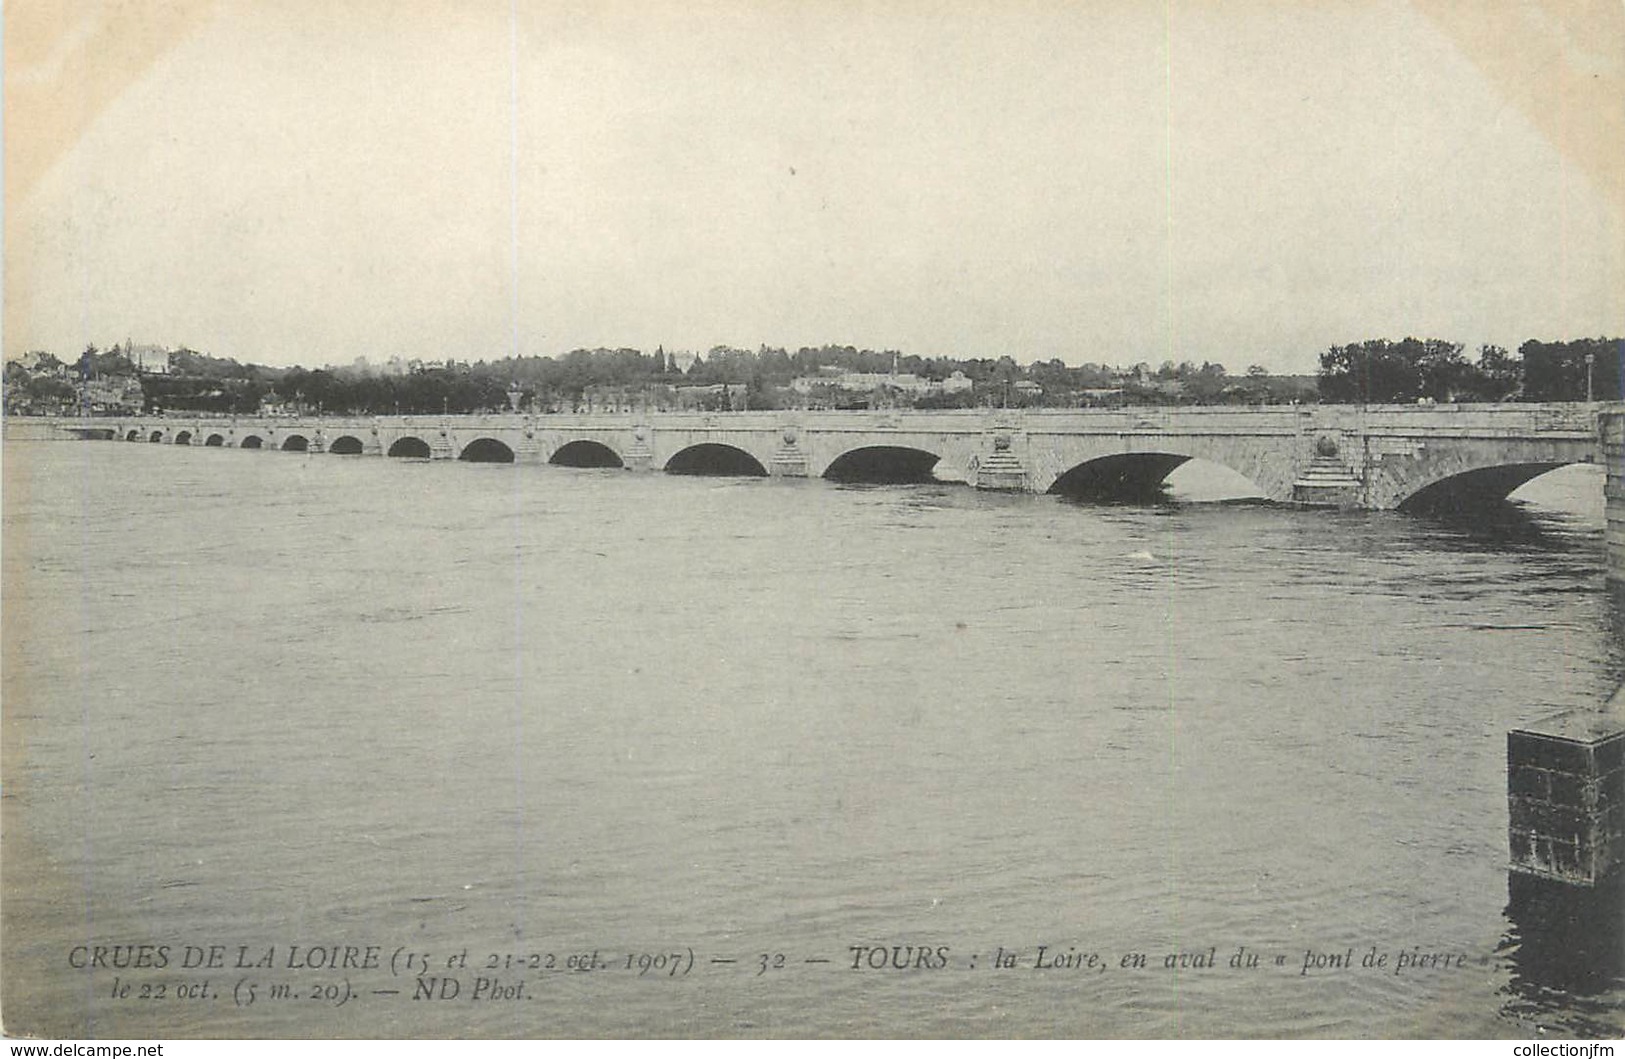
[1318,337,1621,404]
[139,374,270,414]
[268,366,512,415]
[1520,338,1623,402]
[2,357,76,407]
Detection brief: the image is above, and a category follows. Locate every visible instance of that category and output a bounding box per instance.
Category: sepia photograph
[3,0,1623,1042]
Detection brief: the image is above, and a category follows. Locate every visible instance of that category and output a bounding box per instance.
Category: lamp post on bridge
[1587,351,1596,404]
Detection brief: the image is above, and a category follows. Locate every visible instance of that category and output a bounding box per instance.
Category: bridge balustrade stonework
[39,403,1600,512]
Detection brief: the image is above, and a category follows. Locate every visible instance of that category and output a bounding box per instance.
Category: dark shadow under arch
[126,429,140,441]
[241,436,263,449]
[328,435,364,455]
[460,438,515,463]
[824,446,942,484]
[1399,462,1573,516]
[665,443,768,477]
[204,434,225,447]
[388,436,432,458]
[281,435,309,452]
[550,440,623,468]
[1049,453,1191,503]
[174,431,192,445]
[149,431,165,443]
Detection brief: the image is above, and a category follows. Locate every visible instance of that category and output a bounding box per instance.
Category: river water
[3,438,1621,1039]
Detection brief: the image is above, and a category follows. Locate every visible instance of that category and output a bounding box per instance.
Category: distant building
[16,351,67,375]
[127,344,171,375]
[258,396,298,416]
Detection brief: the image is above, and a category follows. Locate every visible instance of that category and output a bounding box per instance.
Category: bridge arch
[241,435,264,449]
[1049,452,1190,501]
[204,434,225,447]
[823,445,942,484]
[328,435,364,455]
[148,430,165,443]
[1047,452,1274,503]
[387,436,432,458]
[459,437,515,463]
[174,430,192,445]
[1395,462,1580,514]
[281,435,310,452]
[125,429,140,442]
[1033,435,1293,503]
[1367,435,1598,512]
[664,443,768,477]
[550,440,623,468]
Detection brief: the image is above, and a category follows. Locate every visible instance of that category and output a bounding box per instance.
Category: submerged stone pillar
[1508,698,1625,886]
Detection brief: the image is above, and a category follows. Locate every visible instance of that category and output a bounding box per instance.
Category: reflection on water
[1500,873,1625,1037]
[1414,501,1596,555]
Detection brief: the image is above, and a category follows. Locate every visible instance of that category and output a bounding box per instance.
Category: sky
[5,0,1623,373]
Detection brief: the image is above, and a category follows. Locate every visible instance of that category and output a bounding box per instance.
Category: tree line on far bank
[1318,337,1622,404]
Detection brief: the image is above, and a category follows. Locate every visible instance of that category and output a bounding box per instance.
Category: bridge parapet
[17,403,1606,510]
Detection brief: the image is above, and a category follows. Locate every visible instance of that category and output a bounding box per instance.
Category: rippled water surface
[3,439,1621,1038]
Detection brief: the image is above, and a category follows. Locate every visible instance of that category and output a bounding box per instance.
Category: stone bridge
[41,403,1602,511]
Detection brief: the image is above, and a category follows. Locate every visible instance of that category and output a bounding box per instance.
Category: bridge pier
[1291,433,1362,507]
[513,420,545,464]
[770,424,807,477]
[975,423,1027,491]
[624,424,654,472]
[430,422,455,460]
